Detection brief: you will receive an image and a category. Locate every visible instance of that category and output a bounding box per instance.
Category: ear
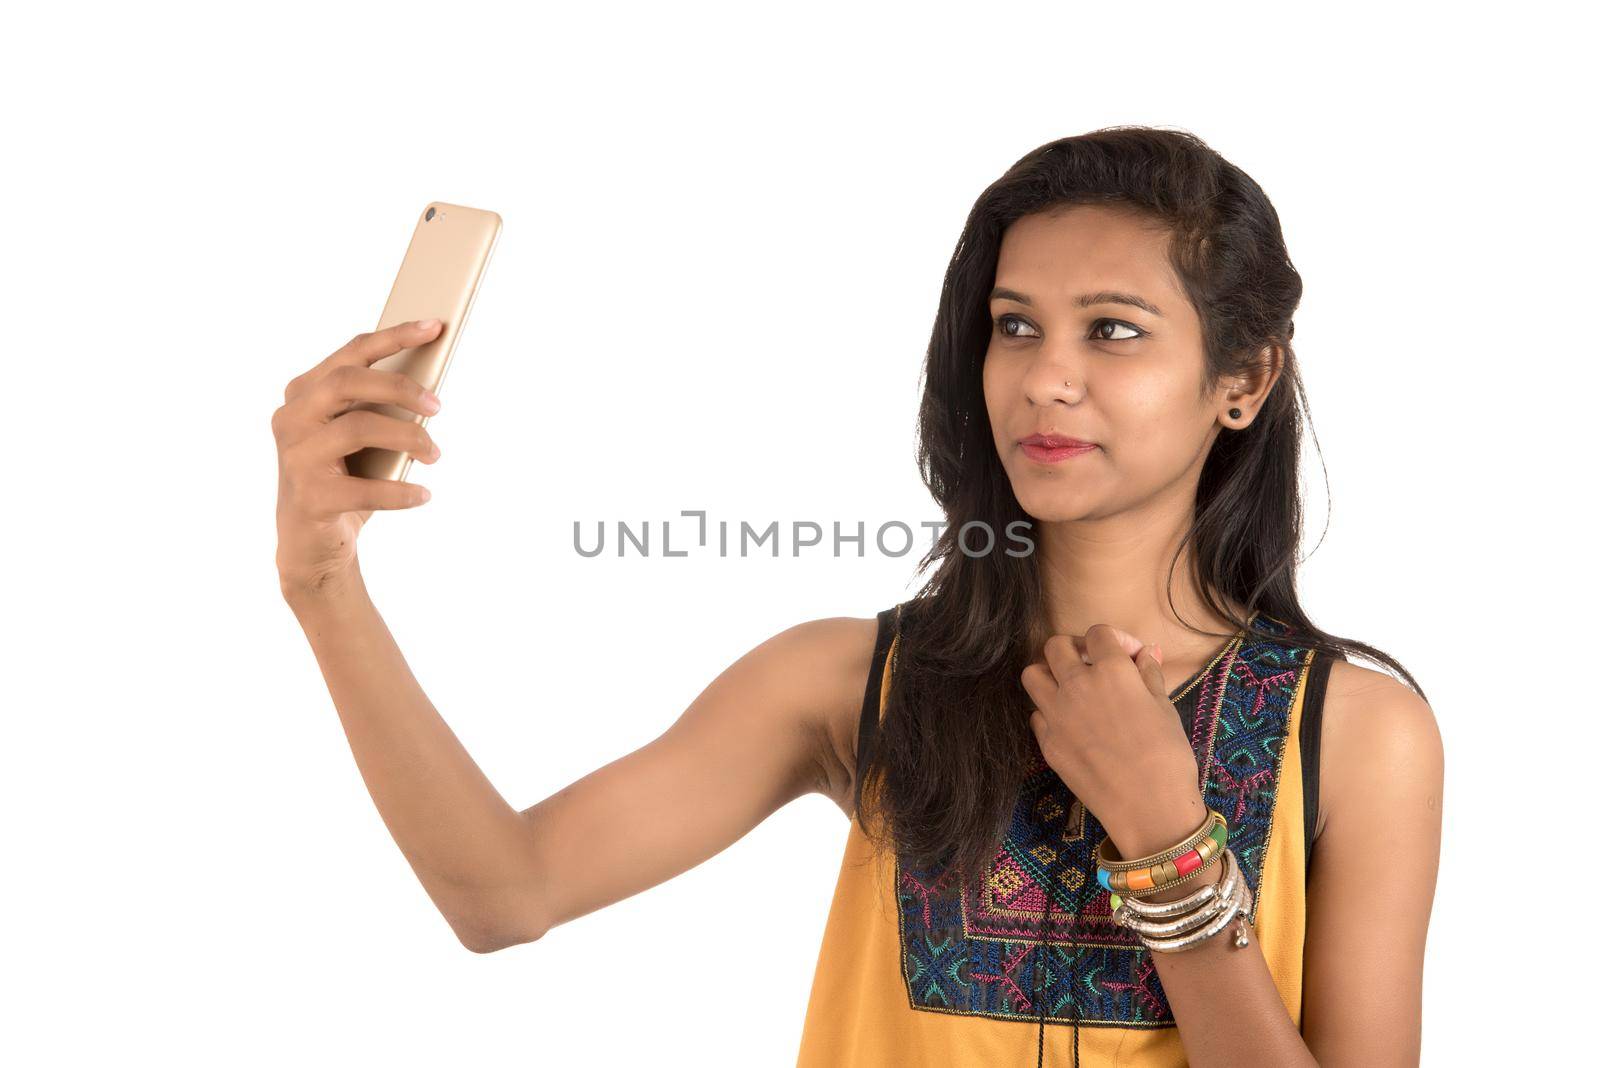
[1217,339,1286,430]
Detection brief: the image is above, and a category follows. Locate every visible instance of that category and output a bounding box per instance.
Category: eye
[995,313,1146,342]
[995,313,1039,339]
[1090,318,1144,341]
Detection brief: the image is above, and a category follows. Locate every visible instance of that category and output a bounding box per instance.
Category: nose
[1021,344,1085,407]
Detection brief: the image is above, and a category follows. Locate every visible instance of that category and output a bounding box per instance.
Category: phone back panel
[344,201,501,482]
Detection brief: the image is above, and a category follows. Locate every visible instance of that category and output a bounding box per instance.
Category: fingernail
[421,391,441,413]
[1151,643,1164,663]
[416,318,440,330]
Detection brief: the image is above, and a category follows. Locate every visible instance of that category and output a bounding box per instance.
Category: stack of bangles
[1092,807,1253,953]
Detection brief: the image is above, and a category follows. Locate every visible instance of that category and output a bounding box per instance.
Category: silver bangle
[1115,864,1238,939]
[1114,847,1238,920]
[1141,882,1253,953]
[1113,848,1255,953]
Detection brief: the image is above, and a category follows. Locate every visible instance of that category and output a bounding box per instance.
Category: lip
[1018,432,1097,464]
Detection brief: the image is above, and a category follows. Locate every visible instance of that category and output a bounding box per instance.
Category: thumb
[1134,644,1167,700]
[1098,624,1146,661]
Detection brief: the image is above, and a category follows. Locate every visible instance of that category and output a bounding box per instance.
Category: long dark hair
[856,125,1424,898]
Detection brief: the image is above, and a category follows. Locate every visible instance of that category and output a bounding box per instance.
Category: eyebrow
[989,286,1163,318]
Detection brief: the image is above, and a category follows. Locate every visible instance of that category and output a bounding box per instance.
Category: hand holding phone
[345,202,501,482]
[270,203,500,599]
[272,320,445,597]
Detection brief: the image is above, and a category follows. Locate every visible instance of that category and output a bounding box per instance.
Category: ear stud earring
[1228,407,1242,420]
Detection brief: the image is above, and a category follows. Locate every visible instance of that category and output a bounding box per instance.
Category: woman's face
[982,203,1244,523]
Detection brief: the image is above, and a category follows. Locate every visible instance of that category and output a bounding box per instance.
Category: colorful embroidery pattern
[893,615,1311,1028]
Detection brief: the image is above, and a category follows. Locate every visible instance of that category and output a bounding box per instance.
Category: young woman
[273,127,1442,1067]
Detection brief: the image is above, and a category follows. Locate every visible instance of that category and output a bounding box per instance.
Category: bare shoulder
[1301,658,1442,1062]
[754,614,881,817]
[1317,658,1444,842]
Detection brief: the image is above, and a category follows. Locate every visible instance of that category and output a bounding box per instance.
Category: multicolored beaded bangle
[1113,846,1240,935]
[1097,808,1225,873]
[1112,847,1255,952]
[1094,809,1229,897]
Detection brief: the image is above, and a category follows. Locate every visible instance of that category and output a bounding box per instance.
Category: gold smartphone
[344,201,502,483]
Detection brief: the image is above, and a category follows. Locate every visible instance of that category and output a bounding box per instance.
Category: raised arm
[285,576,873,954]
[507,611,876,947]
[274,320,876,953]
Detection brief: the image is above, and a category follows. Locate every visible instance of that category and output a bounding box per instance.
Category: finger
[338,318,444,369]
[292,409,439,469]
[1041,633,1087,683]
[1021,661,1057,708]
[1134,644,1168,700]
[305,364,442,425]
[1084,623,1146,665]
[285,319,444,404]
[297,474,432,518]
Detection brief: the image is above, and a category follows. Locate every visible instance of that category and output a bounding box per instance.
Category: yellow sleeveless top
[796,606,1334,1067]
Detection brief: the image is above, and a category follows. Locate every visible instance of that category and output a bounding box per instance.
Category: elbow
[460,931,510,955]
[453,911,547,955]
[449,878,551,954]
[461,928,543,955]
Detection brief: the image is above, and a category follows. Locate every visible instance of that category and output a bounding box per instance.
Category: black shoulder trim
[1300,648,1338,879]
[852,604,900,819]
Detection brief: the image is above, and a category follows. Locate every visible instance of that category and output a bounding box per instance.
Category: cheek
[1103,363,1197,428]
[981,352,1010,433]
[1102,370,1209,468]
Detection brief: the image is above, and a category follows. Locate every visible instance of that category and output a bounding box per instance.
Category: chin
[1013,491,1099,523]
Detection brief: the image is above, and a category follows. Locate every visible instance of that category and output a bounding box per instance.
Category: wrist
[281,565,369,615]
[1105,789,1210,860]
[1130,851,1226,904]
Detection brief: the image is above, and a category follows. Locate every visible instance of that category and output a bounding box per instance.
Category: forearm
[1113,805,1318,1068]
[1147,882,1317,1067]
[284,569,542,951]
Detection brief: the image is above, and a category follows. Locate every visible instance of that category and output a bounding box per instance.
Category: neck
[1033,492,1246,667]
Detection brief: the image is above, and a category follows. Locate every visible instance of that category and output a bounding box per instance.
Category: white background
[5,2,1593,1064]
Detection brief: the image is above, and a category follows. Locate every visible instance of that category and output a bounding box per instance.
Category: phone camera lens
[425,207,436,222]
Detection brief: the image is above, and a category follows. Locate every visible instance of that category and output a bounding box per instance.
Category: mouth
[1017,433,1098,464]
